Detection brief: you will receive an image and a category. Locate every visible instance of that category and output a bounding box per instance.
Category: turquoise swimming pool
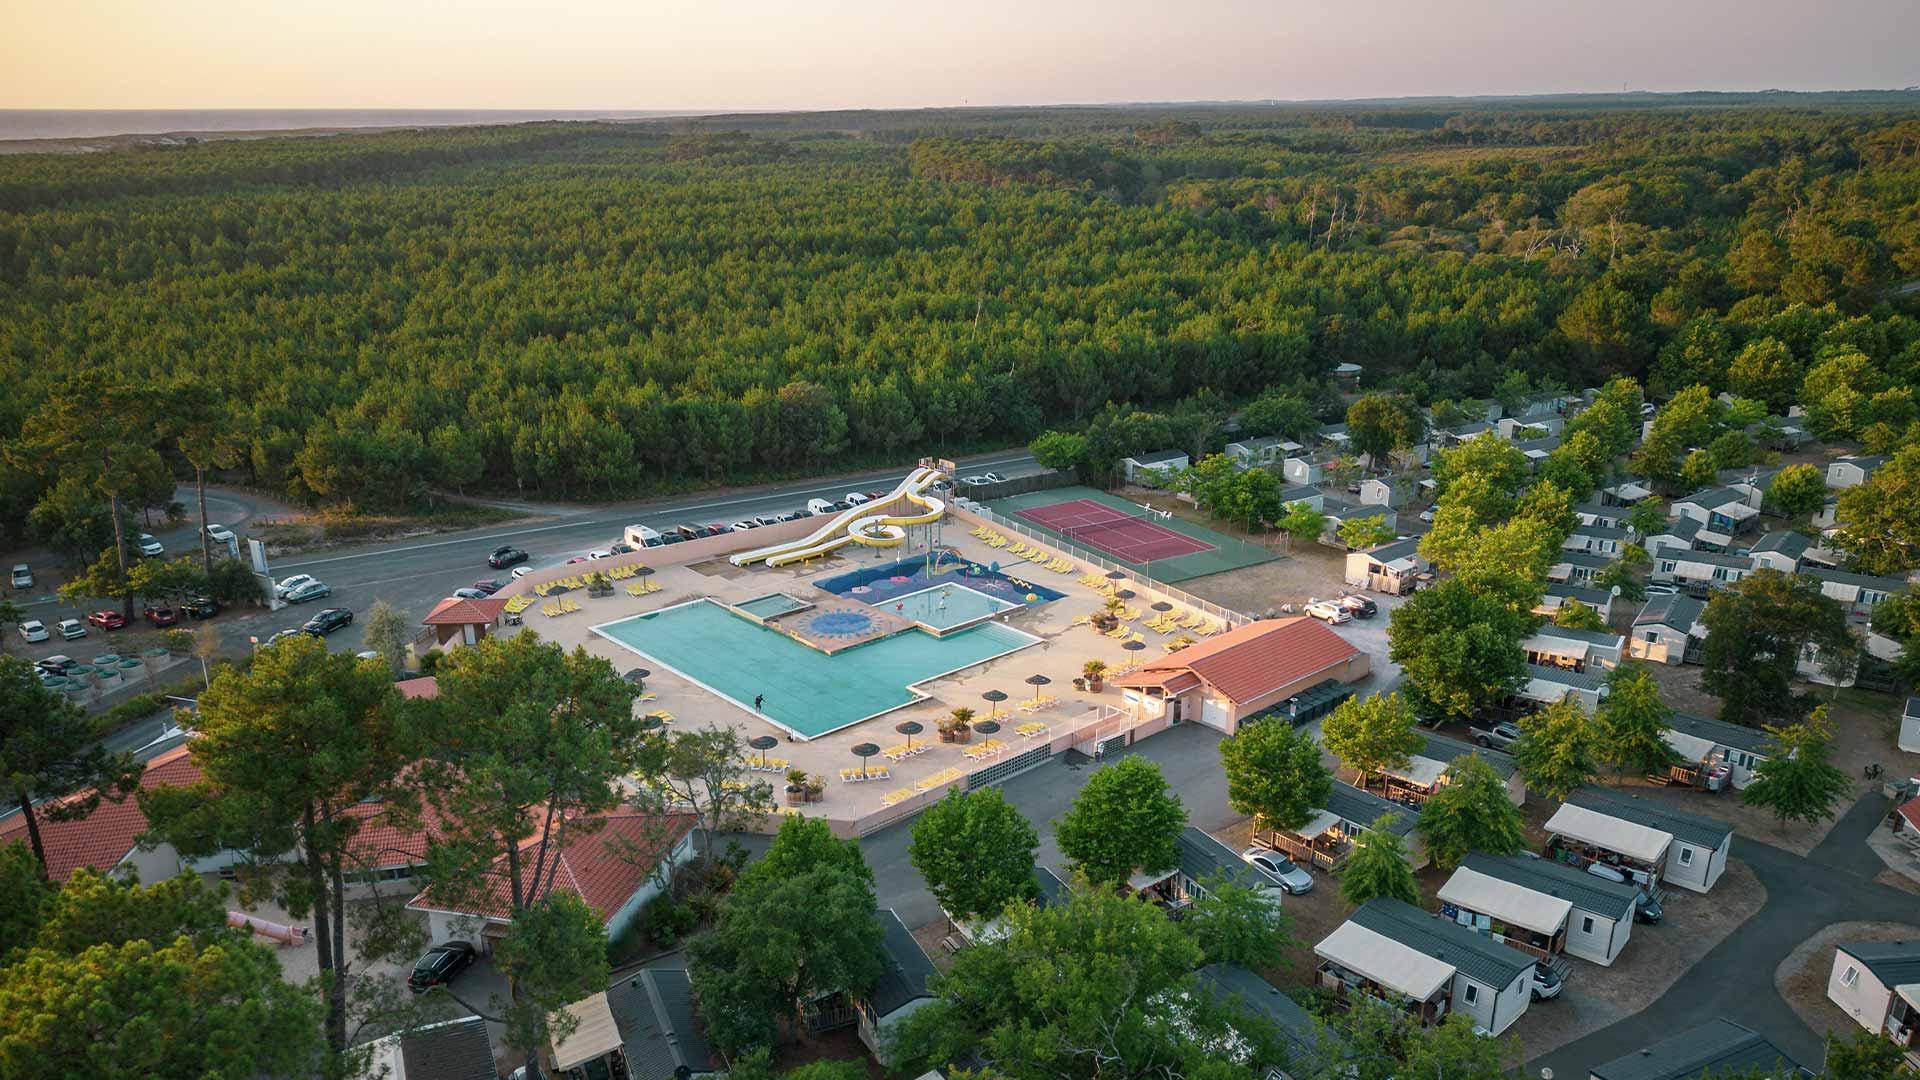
[593,600,1038,739]
[880,583,1017,630]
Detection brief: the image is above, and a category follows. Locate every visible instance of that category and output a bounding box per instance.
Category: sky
[3,0,1917,111]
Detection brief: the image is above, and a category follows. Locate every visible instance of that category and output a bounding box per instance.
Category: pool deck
[762,594,911,654]
[509,530,1208,820]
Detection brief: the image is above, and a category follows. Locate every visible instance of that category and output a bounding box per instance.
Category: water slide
[729,465,947,568]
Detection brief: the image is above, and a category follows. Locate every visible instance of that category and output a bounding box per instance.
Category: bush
[90,692,165,737]
[642,894,698,947]
[417,648,445,676]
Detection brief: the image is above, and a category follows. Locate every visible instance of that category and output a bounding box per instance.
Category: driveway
[1530,791,1913,1073]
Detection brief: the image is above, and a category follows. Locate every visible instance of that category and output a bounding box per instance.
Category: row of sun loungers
[840,766,891,783]
[962,738,1009,761]
[747,757,790,773]
[1016,695,1057,714]
[625,581,663,597]
[1016,721,1050,737]
[881,743,930,762]
[503,595,536,614]
[915,767,963,792]
[970,528,1075,573]
[541,599,582,617]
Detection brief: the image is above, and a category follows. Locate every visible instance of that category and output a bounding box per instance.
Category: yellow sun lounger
[880,788,915,807]
[915,767,962,792]
[1017,721,1050,737]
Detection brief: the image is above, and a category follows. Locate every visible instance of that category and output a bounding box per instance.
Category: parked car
[1417,507,1436,524]
[275,574,317,600]
[472,579,503,595]
[302,608,353,635]
[487,545,528,569]
[182,596,221,619]
[1304,599,1352,624]
[283,580,332,604]
[753,514,782,528]
[35,655,75,675]
[143,605,179,627]
[510,566,534,579]
[205,524,235,545]
[453,587,491,600]
[565,556,590,565]
[729,520,757,532]
[960,475,992,487]
[408,941,477,993]
[1469,721,1522,751]
[18,620,49,644]
[266,628,306,648]
[10,564,31,589]
[87,610,128,630]
[1643,583,1678,596]
[1633,889,1664,924]
[981,471,1007,483]
[705,522,733,534]
[1530,962,1564,1001]
[1240,848,1315,895]
[136,533,165,557]
[56,618,87,640]
[586,549,613,560]
[1336,594,1378,618]
[844,491,871,505]
[609,542,634,554]
[805,498,837,516]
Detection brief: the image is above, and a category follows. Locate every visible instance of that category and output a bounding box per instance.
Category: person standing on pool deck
[754,694,765,712]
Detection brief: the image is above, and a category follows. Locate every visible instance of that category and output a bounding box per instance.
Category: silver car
[1240,848,1315,894]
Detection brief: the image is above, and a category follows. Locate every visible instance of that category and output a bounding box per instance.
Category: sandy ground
[1774,919,1920,1044]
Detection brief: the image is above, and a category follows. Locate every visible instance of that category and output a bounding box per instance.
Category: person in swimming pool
[754,694,765,712]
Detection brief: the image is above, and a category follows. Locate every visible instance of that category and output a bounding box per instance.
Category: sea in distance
[0,109,697,143]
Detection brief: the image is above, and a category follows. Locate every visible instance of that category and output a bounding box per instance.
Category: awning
[1438,866,1572,936]
[1314,921,1454,1001]
[1386,755,1447,789]
[1523,634,1589,663]
[1545,804,1671,864]
[1294,809,1341,840]
[1897,984,1920,1011]
[550,991,622,1072]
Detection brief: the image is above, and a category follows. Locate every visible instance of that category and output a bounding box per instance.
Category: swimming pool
[736,592,810,619]
[814,550,1065,608]
[593,600,1039,740]
[881,583,1017,630]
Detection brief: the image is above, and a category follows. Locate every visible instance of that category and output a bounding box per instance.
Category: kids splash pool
[592,599,1039,740]
[814,550,1065,609]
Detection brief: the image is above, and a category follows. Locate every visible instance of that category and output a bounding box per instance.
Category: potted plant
[805,776,826,803]
[1083,659,1107,692]
[939,707,975,744]
[785,768,810,806]
[586,572,614,598]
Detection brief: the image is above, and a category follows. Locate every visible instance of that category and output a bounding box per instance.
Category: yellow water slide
[728,466,947,568]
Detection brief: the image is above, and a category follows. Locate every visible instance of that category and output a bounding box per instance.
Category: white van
[805,498,837,516]
[623,524,662,548]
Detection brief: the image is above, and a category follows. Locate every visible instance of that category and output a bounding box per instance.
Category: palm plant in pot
[1083,659,1107,692]
[939,706,975,744]
[785,768,810,806]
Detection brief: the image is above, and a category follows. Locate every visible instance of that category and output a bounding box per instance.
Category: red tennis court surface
[1014,498,1216,563]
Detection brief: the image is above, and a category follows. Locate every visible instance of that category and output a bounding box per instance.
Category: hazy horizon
[4,0,1916,113]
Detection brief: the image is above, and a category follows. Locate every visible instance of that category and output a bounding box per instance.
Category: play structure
[730,464,947,569]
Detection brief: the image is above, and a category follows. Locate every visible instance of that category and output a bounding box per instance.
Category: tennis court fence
[951,501,1253,630]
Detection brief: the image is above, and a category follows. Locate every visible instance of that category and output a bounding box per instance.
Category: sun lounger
[914,767,962,792]
[1193,621,1218,636]
[881,788,915,807]
[1104,625,1132,639]
[1017,721,1050,737]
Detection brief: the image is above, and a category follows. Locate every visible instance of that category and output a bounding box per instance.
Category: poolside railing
[951,501,1254,630]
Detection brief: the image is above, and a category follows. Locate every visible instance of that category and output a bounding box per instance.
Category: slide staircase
[729,466,946,568]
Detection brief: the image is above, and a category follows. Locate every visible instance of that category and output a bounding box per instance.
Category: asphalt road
[7,449,1043,670]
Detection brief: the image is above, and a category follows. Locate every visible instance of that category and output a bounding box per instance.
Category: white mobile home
[1662,712,1771,790]
[1827,940,1920,1058]
[1315,897,1535,1036]
[1458,852,1639,966]
[1827,455,1886,489]
[1122,450,1190,486]
[1555,788,1733,894]
[1630,594,1706,665]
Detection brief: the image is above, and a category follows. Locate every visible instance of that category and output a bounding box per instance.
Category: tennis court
[1015,498,1215,562]
[985,486,1280,583]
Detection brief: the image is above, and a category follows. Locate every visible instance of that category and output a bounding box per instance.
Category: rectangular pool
[736,593,810,619]
[881,583,1017,630]
[593,600,1039,740]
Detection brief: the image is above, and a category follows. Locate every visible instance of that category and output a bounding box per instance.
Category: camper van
[623,524,662,548]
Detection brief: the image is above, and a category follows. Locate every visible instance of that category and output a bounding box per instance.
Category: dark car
[408,941,477,993]
[1335,595,1378,618]
[143,605,179,627]
[453,587,491,600]
[182,596,221,619]
[609,542,635,555]
[487,545,529,569]
[35,656,78,676]
[472,579,503,595]
[302,608,353,636]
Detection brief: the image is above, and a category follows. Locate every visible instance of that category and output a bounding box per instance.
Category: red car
[86,610,127,630]
[143,605,179,627]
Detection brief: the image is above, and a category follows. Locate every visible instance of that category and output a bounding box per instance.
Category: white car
[805,498,837,516]
[844,491,871,505]
[728,520,758,532]
[1240,848,1315,894]
[18,619,49,644]
[10,564,31,589]
[57,618,87,640]
[1304,599,1352,624]
[206,524,236,544]
[510,566,534,579]
[276,574,317,600]
[586,549,612,560]
[1644,583,1678,596]
[136,533,165,557]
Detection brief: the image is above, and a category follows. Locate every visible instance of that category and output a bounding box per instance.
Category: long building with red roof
[1108,616,1369,734]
